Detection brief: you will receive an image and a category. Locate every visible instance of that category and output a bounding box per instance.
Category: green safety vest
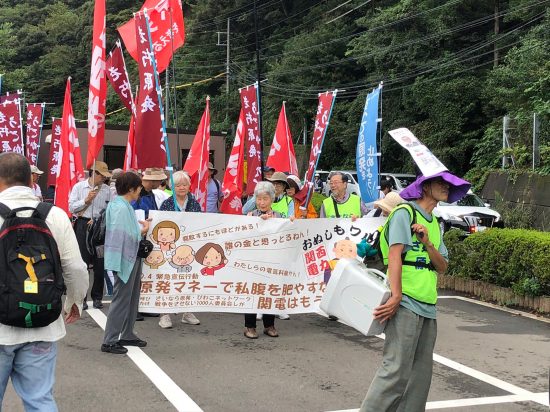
[379,203,441,304]
[322,194,361,218]
[271,195,291,218]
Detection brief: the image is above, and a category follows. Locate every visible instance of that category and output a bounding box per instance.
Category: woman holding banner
[158,171,202,329]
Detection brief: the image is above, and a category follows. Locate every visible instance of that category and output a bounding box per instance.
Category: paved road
[3,294,549,411]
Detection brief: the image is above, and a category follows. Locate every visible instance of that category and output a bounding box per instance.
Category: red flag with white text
[134,12,166,169]
[183,98,210,211]
[118,0,185,74]
[295,91,337,206]
[220,110,245,215]
[0,94,24,155]
[46,118,62,187]
[106,40,135,113]
[239,84,262,196]
[86,0,107,168]
[266,102,298,175]
[55,79,85,215]
[25,103,45,166]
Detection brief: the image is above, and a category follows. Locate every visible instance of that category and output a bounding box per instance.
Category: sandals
[244,328,258,339]
[263,326,279,337]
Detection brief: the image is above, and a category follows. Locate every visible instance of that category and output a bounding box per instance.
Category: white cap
[30,165,44,175]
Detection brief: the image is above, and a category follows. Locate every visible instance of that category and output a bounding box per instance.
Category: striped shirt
[69,179,112,219]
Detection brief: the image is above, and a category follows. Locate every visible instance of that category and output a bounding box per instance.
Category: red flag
[118,0,185,74]
[220,110,245,215]
[55,79,85,215]
[0,95,24,155]
[106,40,135,112]
[25,103,45,166]
[134,12,166,169]
[124,112,138,170]
[239,84,262,196]
[295,91,337,206]
[183,97,210,211]
[266,102,298,175]
[86,0,107,168]
[46,118,62,187]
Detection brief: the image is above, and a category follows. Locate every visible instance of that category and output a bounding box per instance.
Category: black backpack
[86,207,107,257]
[0,202,65,328]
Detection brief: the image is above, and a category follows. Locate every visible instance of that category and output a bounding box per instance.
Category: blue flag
[356,86,381,204]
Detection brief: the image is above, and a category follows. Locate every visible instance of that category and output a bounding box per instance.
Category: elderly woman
[102,172,151,354]
[242,171,292,217]
[244,181,285,339]
[286,174,318,219]
[158,171,202,329]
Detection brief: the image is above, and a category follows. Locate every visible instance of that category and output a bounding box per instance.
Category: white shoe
[278,314,290,320]
[159,314,173,329]
[256,314,263,320]
[181,312,200,325]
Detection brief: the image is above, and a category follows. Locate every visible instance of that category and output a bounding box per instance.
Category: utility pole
[502,115,509,168]
[533,113,540,170]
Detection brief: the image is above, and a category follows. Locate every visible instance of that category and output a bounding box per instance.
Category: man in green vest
[359,171,470,412]
[320,171,367,218]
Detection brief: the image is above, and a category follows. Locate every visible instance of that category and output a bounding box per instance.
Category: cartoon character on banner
[144,249,166,269]
[150,221,182,255]
[169,245,195,273]
[196,243,228,276]
[324,238,358,284]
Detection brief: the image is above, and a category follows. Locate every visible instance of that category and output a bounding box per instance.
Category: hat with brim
[142,167,168,181]
[30,165,44,175]
[207,162,217,175]
[93,161,112,178]
[399,171,471,203]
[286,175,302,191]
[374,192,404,215]
[267,171,289,187]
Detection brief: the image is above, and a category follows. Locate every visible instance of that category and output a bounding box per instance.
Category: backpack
[361,203,417,271]
[0,202,65,328]
[86,207,107,257]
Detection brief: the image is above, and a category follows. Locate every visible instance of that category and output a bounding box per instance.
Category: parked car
[379,173,417,193]
[434,191,503,234]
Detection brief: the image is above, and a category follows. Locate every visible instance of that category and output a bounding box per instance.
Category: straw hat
[93,161,112,177]
[374,192,405,215]
[207,162,217,176]
[267,171,289,187]
[30,165,44,175]
[142,167,168,181]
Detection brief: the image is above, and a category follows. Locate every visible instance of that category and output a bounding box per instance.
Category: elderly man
[30,165,44,200]
[69,160,112,310]
[0,153,88,411]
[132,167,167,219]
[359,171,470,412]
[319,171,368,218]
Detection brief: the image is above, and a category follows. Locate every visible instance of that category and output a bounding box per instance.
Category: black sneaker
[328,315,339,321]
[119,339,147,347]
[83,299,88,311]
[101,343,128,354]
[93,299,104,309]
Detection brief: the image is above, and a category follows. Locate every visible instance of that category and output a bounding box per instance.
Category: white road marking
[438,295,550,324]
[86,308,203,412]
[324,392,549,411]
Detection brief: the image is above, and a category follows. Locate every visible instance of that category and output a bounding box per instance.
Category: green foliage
[444,228,550,296]
[492,191,535,229]
[463,167,491,193]
[310,192,326,214]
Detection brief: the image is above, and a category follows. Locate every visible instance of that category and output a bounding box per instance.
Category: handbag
[137,239,154,258]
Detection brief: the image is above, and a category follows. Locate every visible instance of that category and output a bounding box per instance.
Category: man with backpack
[0,153,89,411]
[359,171,470,412]
[69,160,112,310]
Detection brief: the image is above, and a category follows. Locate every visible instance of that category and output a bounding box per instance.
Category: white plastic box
[320,258,391,336]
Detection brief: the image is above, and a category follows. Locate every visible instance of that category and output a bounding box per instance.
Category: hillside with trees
[0,0,548,175]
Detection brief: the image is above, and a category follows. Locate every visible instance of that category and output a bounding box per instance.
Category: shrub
[310,192,326,214]
[443,228,550,296]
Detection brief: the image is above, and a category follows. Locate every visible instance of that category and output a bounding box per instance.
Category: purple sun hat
[399,171,471,203]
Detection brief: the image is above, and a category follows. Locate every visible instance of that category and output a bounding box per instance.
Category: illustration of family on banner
[139,211,384,314]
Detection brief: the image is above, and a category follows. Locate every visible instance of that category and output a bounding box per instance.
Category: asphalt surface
[3,291,549,412]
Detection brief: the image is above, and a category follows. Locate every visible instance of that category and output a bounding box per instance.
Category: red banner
[118,0,185,74]
[55,79,85,215]
[86,0,107,168]
[124,111,138,170]
[25,103,45,166]
[47,118,62,187]
[296,91,337,206]
[106,40,135,113]
[266,102,298,175]
[0,98,24,155]
[183,98,210,211]
[239,84,262,196]
[134,12,166,169]
[220,109,245,215]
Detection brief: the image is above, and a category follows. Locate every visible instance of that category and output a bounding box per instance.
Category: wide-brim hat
[374,191,404,214]
[399,171,471,203]
[267,171,289,187]
[30,165,44,175]
[93,161,112,178]
[286,174,302,191]
[207,162,217,175]
[142,167,168,181]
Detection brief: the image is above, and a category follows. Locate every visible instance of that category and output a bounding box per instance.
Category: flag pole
[168,4,181,168]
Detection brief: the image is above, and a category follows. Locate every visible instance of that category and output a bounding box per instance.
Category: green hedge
[443,228,550,296]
